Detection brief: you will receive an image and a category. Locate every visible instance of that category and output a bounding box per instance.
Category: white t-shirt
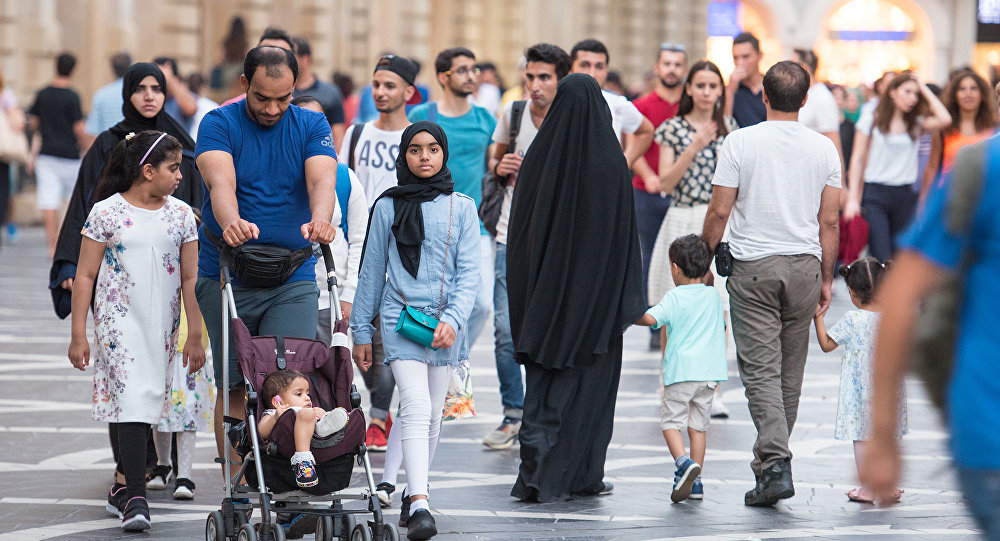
[855,109,920,186]
[491,101,540,245]
[799,83,840,134]
[603,89,644,142]
[470,83,502,117]
[315,167,368,307]
[712,121,842,261]
[339,123,406,208]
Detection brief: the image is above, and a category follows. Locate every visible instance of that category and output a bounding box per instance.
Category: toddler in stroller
[257,369,350,487]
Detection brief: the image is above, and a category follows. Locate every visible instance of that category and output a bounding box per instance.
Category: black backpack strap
[347,122,366,170]
[308,374,332,411]
[508,100,526,154]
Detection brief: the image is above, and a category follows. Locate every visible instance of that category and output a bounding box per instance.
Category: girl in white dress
[814,257,907,504]
[68,130,204,531]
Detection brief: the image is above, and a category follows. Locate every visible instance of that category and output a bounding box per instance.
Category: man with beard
[339,55,420,452]
[409,47,497,347]
[630,42,688,351]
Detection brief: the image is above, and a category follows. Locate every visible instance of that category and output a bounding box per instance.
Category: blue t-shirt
[732,83,766,128]
[195,101,337,283]
[898,135,1000,469]
[646,284,728,386]
[408,103,496,234]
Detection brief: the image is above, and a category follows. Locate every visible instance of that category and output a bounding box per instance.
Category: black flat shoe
[398,493,410,528]
[406,509,437,540]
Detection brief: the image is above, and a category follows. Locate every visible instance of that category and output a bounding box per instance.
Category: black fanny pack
[203,227,312,288]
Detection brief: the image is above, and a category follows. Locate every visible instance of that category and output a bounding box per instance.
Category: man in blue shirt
[85,51,131,136]
[864,137,1000,536]
[194,45,338,468]
[725,32,766,128]
[408,47,496,346]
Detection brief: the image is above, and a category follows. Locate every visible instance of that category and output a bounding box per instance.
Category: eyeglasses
[661,42,687,53]
[444,67,481,77]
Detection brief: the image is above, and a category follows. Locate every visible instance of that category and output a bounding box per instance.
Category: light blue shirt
[647,284,728,386]
[85,79,124,135]
[350,193,480,365]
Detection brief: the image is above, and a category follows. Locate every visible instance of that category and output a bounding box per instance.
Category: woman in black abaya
[48,63,201,476]
[507,73,646,502]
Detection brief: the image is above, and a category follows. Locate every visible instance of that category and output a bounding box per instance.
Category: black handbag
[714,242,733,277]
[204,227,312,288]
[479,100,526,236]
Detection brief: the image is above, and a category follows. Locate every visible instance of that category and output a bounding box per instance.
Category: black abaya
[506,74,645,502]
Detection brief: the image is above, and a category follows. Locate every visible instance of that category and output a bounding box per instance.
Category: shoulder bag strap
[348,122,366,170]
[508,100,526,155]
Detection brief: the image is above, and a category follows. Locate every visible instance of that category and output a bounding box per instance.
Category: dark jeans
[493,242,524,415]
[196,277,319,389]
[861,183,917,262]
[958,467,1000,540]
[634,188,671,336]
[362,316,394,421]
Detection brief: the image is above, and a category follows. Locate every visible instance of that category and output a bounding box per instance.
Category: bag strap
[347,122,366,170]
[428,102,438,123]
[275,335,286,370]
[397,194,454,320]
[507,100,526,155]
[335,163,351,235]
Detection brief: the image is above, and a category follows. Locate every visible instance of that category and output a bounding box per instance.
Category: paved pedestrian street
[0,228,981,540]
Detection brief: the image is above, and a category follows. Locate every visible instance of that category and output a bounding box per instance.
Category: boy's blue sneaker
[689,479,704,500]
[670,458,702,503]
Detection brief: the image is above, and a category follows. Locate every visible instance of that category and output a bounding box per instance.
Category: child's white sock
[290,451,315,465]
[409,498,430,515]
[175,430,196,479]
[315,408,349,437]
[675,454,690,468]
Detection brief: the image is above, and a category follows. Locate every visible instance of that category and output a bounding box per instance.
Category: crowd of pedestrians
[0,17,994,540]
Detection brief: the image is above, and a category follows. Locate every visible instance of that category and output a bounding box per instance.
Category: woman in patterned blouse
[647,60,738,356]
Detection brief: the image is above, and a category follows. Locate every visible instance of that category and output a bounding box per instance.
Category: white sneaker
[145,465,171,490]
[173,478,195,500]
[315,408,350,437]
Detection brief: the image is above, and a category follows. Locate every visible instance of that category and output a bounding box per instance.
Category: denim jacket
[350,193,480,365]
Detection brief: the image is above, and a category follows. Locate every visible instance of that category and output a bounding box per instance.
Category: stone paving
[0,227,982,540]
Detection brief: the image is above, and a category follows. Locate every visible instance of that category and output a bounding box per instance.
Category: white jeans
[388,360,451,498]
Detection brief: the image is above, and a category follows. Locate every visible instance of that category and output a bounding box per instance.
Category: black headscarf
[368,121,455,278]
[108,63,196,150]
[506,74,646,370]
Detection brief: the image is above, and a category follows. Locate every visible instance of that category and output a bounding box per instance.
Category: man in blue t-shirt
[863,137,1000,535]
[408,47,497,346]
[194,46,338,467]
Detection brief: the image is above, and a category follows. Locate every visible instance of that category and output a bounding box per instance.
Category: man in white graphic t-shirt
[569,39,653,166]
[481,43,571,451]
[337,55,419,453]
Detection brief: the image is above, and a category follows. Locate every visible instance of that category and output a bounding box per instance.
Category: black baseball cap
[374,55,422,104]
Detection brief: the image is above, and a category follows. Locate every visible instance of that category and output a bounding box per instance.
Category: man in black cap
[338,55,419,453]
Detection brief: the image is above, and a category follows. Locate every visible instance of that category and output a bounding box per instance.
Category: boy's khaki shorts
[660,381,718,432]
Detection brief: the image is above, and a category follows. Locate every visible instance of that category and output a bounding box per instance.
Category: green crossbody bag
[394,195,453,350]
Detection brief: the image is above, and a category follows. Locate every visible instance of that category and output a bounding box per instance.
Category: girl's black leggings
[110,422,151,498]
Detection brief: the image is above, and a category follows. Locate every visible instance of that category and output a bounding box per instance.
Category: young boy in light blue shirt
[635,234,727,504]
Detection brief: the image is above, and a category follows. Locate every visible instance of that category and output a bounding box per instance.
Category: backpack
[480,100,526,236]
[335,163,351,235]
[911,138,990,413]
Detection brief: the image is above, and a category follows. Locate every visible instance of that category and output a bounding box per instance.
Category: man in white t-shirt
[337,55,419,452]
[569,39,653,166]
[794,49,844,168]
[703,61,841,508]
[480,43,571,451]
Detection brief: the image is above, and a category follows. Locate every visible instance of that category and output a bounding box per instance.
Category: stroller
[205,245,399,541]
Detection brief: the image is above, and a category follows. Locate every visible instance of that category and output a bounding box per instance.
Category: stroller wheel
[269,522,287,541]
[350,523,372,541]
[237,523,258,541]
[378,523,401,541]
[315,516,335,541]
[340,513,356,539]
[206,511,225,541]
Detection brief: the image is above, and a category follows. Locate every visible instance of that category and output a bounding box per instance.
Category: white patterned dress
[827,309,908,441]
[83,193,198,424]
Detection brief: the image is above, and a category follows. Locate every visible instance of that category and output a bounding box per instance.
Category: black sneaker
[376,482,395,508]
[397,493,410,528]
[294,459,319,488]
[146,464,172,490]
[744,460,794,507]
[283,513,317,539]
[105,483,127,518]
[406,509,437,540]
[121,497,151,531]
[173,477,195,500]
